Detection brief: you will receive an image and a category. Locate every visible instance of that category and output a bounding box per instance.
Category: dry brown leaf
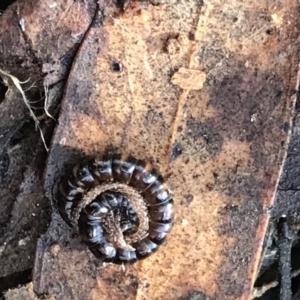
[37,1,300,299]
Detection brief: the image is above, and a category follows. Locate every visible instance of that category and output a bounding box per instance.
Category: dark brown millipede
[57,153,174,264]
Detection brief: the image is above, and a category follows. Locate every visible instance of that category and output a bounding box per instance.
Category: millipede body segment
[57,153,174,264]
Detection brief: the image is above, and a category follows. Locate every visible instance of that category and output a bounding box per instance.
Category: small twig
[43,82,56,121]
[252,269,300,299]
[252,280,278,298]
[252,219,297,299]
[0,68,49,151]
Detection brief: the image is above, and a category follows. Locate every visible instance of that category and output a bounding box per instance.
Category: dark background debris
[0,0,96,298]
[252,92,300,299]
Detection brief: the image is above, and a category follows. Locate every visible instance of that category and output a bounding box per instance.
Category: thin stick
[43,82,56,121]
[0,68,49,151]
[278,218,293,300]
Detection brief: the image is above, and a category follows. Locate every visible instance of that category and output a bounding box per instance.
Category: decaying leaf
[32,0,300,300]
[171,68,206,90]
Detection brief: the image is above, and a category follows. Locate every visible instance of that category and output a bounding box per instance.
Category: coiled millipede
[57,153,174,264]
